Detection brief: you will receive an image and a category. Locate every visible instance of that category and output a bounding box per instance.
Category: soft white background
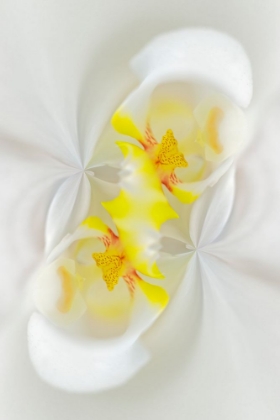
[1,0,280,419]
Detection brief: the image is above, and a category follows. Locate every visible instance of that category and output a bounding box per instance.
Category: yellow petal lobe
[103,141,178,278]
[171,186,200,204]
[81,216,110,235]
[137,279,169,309]
[111,108,143,141]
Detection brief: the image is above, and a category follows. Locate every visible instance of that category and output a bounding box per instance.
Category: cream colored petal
[194,93,247,163]
[171,157,233,204]
[148,96,200,151]
[28,257,173,392]
[112,30,252,166]
[74,238,103,265]
[28,251,187,392]
[1,0,280,416]
[33,258,86,327]
[47,215,113,264]
[83,275,132,334]
[131,28,252,108]
[28,312,149,393]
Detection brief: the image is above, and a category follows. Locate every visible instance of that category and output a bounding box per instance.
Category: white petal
[28,312,149,393]
[161,188,194,245]
[28,253,187,392]
[137,250,280,419]
[131,28,252,108]
[189,166,235,248]
[209,99,280,273]
[0,138,69,317]
[194,93,247,162]
[86,174,120,230]
[172,156,233,199]
[167,252,280,418]
[33,258,87,327]
[45,173,91,254]
[1,1,280,417]
[46,176,119,264]
[86,124,124,169]
[27,257,181,393]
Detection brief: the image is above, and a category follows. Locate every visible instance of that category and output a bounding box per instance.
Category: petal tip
[131,27,253,108]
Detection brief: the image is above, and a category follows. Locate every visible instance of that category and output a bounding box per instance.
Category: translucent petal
[45,173,91,254]
[1,0,280,415]
[28,255,175,392]
[0,137,69,317]
[83,275,132,331]
[148,96,199,151]
[171,157,233,203]
[160,189,194,246]
[86,123,124,169]
[28,312,149,393]
[46,215,112,264]
[194,93,247,163]
[189,166,235,248]
[33,258,86,327]
[170,252,280,419]
[111,30,250,206]
[131,28,253,108]
[0,0,134,169]
[209,100,280,275]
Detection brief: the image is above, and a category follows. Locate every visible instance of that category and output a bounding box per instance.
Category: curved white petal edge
[189,166,235,248]
[28,313,150,393]
[45,173,91,254]
[27,28,252,393]
[131,28,253,108]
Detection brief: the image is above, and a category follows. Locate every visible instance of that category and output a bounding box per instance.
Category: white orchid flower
[111,28,251,203]
[29,140,179,392]
[23,27,252,393]
[0,17,124,319]
[2,0,280,419]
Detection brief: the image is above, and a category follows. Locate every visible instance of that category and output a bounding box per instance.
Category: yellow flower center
[157,129,188,168]
[92,251,124,291]
[111,99,228,204]
[143,126,188,189]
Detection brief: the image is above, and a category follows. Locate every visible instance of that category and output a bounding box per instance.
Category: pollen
[158,129,188,168]
[93,252,123,291]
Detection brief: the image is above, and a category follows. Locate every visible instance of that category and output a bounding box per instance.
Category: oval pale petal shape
[33,258,87,327]
[194,94,247,163]
[131,28,253,108]
[28,312,150,393]
[30,206,174,392]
